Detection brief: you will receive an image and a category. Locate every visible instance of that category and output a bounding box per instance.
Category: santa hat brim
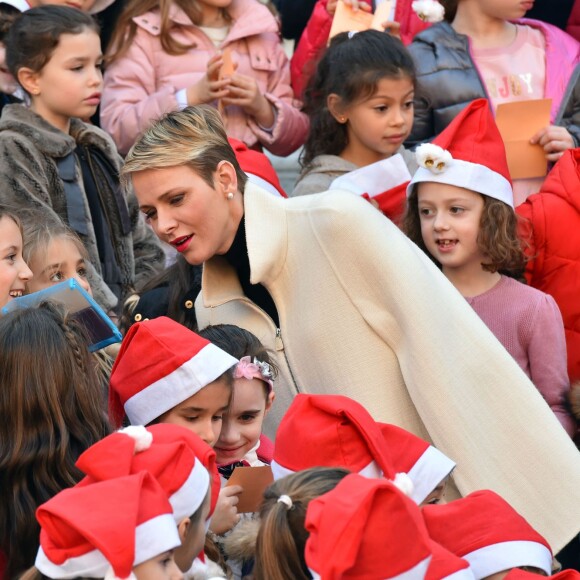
[271,457,382,482]
[407,159,514,208]
[407,445,456,505]
[309,556,432,579]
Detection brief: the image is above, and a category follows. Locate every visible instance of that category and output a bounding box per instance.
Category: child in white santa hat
[403,98,574,438]
[272,393,455,506]
[108,318,241,539]
[422,489,555,580]
[31,471,183,580]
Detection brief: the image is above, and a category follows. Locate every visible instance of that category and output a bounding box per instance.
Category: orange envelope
[329,0,373,41]
[495,98,552,180]
[219,47,235,80]
[225,466,274,513]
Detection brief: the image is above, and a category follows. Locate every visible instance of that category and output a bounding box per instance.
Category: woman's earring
[227,192,234,200]
[339,116,347,123]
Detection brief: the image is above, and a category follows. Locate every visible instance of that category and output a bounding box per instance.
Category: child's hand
[187,53,231,106]
[221,73,275,128]
[327,0,371,15]
[209,485,243,535]
[381,21,402,40]
[530,125,575,162]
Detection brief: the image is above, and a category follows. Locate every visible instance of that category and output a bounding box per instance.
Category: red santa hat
[35,472,180,580]
[75,424,218,523]
[228,138,287,198]
[407,99,514,208]
[427,541,475,580]
[271,394,413,496]
[377,423,456,505]
[109,317,237,427]
[422,490,553,579]
[305,474,432,579]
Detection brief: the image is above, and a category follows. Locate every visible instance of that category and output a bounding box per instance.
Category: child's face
[475,0,532,21]
[22,29,103,132]
[158,378,231,447]
[27,237,92,296]
[174,489,211,572]
[214,378,273,464]
[0,44,18,95]
[417,182,486,277]
[133,550,183,580]
[0,216,33,308]
[335,76,414,166]
[28,0,98,13]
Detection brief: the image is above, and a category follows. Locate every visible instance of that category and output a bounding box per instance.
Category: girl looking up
[0,208,32,309]
[292,29,417,198]
[0,6,165,312]
[101,0,308,156]
[403,99,575,437]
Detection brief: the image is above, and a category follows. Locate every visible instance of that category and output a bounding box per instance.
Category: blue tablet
[1,279,122,352]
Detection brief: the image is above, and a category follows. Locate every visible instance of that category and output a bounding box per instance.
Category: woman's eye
[78,267,88,278]
[405,100,415,109]
[143,209,157,222]
[169,194,184,206]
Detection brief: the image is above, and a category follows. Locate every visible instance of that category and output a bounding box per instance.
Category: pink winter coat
[101,0,309,155]
[291,0,430,98]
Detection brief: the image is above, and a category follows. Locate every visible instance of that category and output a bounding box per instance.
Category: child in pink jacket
[101,0,308,156]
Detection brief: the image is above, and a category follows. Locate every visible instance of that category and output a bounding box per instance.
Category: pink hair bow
[233,356,274,392]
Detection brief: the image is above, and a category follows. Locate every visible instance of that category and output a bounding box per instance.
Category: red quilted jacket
[517,149,580,384]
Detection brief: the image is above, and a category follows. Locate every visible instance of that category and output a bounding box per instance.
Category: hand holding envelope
[329,0,394,41]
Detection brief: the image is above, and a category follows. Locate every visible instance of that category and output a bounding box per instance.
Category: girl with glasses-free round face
[0,215,33,308]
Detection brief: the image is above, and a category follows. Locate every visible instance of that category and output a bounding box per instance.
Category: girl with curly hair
[403,99,575,437]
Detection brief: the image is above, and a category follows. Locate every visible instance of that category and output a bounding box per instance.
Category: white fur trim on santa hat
[392,473,414,497]
[35,514,180,579]
[309,555,432,579]
[412,0,445,22]
[465,540,552,578]
[407,445,456,505]
[124,343,237,426]
[407,159,514,208]
[104,567,137,580]
[270,458,383,481]
[119,426,153,452]
[170,458,210,523]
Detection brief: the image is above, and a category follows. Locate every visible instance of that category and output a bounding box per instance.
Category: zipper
[80,144,127,285]
[212,295,301,396]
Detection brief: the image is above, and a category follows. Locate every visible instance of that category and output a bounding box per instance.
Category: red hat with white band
[407,99,514,208]
[305,474,432,579]
[109,317,237,427]
[427,541,475,580]
[75,424,217,522]
[377,422,455,505]
[35,472,180,580]
[422,490,553,579]
[271,394,414,497]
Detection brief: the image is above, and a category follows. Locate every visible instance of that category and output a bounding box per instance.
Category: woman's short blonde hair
[121,105,247,191]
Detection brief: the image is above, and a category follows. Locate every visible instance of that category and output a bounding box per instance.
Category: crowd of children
[0,0,579,577]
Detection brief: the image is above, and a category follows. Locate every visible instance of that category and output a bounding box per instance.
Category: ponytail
[253,467,350,580]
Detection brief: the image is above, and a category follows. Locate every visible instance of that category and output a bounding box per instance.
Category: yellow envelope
[495,98,552,179]
[225,465,274,513]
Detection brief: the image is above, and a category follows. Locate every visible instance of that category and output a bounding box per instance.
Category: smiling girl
[292,29,418,198]
[403,99,575,436]
[0,5,165,312]
[0,209,32,308]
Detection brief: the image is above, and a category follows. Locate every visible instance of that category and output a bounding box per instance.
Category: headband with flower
[233,356,274,392]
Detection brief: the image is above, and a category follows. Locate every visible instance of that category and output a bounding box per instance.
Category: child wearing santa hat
[73,424,221,577]
[403,98,575,437]
[31,471,183,580]
[271,393,455,506]
[423,490,554,580]
[108,317,242,539]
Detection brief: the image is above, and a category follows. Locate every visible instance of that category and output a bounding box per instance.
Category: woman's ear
[17,67,39,96]
[215,160,238,198]
[327,93,347,124]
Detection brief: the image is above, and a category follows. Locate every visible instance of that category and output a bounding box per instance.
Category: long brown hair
[402,188,526,277]
[106,0,230,61]
[440,0,458,22]
[253,467,350,580]
[0,302,111,579]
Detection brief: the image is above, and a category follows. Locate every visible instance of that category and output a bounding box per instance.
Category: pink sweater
[466,276,575,436]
